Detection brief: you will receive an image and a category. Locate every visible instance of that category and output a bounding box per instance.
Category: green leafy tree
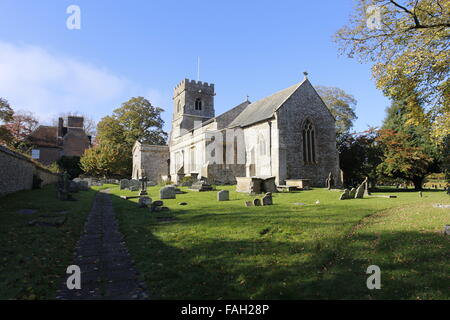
[82,97,167,177]
[315,86,358,140]
[377,101,439,190]
[0,98,14,144]
[335,0,450,141]
[80,144,130,178]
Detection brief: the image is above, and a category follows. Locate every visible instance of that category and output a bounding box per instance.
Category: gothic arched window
[302,119,316,163]
[195,98,202,110]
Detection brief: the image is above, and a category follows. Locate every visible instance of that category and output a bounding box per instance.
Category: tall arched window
[195,98,202,110]
[177,100,181,113]
[302,119,316,163]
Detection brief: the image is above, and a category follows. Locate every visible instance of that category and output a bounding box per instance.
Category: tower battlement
[174,79,215,98]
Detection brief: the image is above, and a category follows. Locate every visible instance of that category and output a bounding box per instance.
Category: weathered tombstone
[217,190,229,201]
[128,179,140,190]
[443,225,450,236]
[253,198,262,206]
[349,188,357,198]
[160,186,176,199]
[120,179,130,190]
[150,200,164,212]
[326,172,334,190]
[262,192,273,206]
[262,177,277,193]
[138,196,152,208]
[355,177,369,199]
[190,180,213,192]
[419,191,423,198]
[339,189,350,200]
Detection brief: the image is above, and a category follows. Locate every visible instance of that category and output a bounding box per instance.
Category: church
[132,75,341,187]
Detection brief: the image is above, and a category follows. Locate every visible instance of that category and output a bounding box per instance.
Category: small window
[195,98,202,110]
[31,149,40,159]
[177,100,181,113]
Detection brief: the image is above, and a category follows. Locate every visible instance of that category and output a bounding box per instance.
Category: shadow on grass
[110,193,449,300]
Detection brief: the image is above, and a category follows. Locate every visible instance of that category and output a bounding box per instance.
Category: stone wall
[277,80,341,187]
[0,145,59,197]
[133,142,169,183]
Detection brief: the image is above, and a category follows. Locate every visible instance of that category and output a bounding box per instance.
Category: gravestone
[325,172,334,190]
[355,177,369,199]
[138,196,152,208]
[262,192,273,206]
[443,225,450,236]
[120,179,130,190]
[349,188,357,198]
[217,190,229,201]
[253,198,262,206]
[339,189,350,200]
[160,186,176,199]
[245,201,253,207]
[190,180,213,192]
[150,200,164,212]
[128,179,140,190]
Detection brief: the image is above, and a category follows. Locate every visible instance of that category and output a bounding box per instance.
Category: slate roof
[229,79,307,128]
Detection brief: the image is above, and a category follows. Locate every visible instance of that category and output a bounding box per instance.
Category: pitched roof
[229,79,307,128]
[28,126,59,148]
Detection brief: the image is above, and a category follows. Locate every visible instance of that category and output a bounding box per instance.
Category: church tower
[171,79,215,138]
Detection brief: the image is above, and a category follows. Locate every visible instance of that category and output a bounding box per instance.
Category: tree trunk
[412,177,423,191]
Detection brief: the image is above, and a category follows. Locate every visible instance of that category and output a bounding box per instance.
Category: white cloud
[0,41,162,124]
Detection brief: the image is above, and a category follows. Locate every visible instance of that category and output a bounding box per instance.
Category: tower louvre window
[195,98,202,110]
[302,119,316,164]
[177,100,181,113]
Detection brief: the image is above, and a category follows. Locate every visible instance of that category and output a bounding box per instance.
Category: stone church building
[133,76,341,187]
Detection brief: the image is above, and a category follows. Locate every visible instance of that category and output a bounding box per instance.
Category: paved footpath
[57,189,148,300]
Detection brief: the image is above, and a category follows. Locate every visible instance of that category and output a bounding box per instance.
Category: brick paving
[57,189,148,300]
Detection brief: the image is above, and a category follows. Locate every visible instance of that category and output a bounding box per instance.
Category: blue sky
[0,0,390,133]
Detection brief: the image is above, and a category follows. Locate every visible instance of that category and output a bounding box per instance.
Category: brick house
[28,116,91,165]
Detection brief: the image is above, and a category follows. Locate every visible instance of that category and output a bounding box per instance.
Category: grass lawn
[109,185,449,300]
[0,185,98,300]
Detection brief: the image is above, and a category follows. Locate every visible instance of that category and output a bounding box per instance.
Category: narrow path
[57,189,148,300]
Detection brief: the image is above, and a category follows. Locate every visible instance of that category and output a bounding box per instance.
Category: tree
[315,86,358,140]
[4,110,39,150]
[376,101,438,190]
[441,135,450,183]
[335,0,449,137]
[80,144,130,178]
[339,128,383,187]
[57,156,83,179]
[81,97,167,177]
[0,98,14,144]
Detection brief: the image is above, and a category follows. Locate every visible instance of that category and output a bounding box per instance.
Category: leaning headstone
[339,189,350,200]
[217,190,229,201]
[253,198,262,206]
[160,186,176,199]
[120,179,130,190]
[262,193,273,206]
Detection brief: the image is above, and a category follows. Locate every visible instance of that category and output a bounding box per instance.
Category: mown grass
[110,185,450,300]
[0,185,97,300]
